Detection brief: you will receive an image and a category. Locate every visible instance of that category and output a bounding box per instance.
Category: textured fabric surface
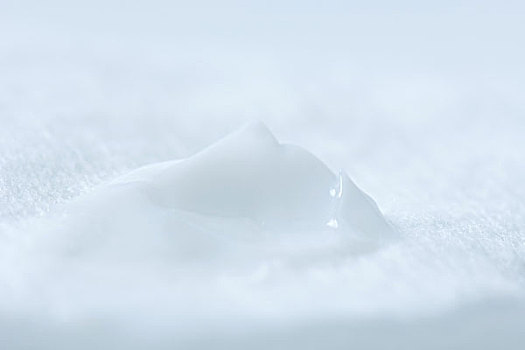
[1,2,525,349]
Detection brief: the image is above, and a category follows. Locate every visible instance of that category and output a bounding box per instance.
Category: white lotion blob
[47,122,394,264]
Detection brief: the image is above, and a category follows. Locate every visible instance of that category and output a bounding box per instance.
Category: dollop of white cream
[48,122,394,263]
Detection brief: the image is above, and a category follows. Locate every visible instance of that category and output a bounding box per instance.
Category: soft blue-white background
[1,1,525,348]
